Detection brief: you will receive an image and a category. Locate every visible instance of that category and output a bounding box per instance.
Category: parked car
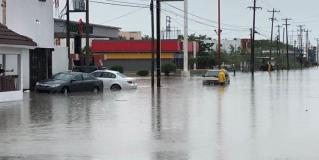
[91,70,137,91]
[202,70,230,85]
[35,72,103,94]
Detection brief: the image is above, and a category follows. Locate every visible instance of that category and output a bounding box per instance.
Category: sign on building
[73,0,85,11]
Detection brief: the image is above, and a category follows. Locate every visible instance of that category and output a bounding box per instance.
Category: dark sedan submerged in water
[35,72,103,94]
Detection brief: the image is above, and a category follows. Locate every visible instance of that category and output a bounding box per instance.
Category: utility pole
[283,18,291,70]
[305,29,310,61]
[268,9,280,64]
[66,0,71,70]
[276,25,281,67]
[85,0,90,65]
[316,38,319,65]
[182,0,189,75]
[1,0,6,25]
[165,16,171,39]
[217,0,222,66]
[282,27,285,70]
[294,40,297,67]
[297,25,305,68]
[156,0,161,87]
[150,0,155,88]
[248,0,262,75]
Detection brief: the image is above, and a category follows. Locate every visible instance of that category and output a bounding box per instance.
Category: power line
[90,0,149,8]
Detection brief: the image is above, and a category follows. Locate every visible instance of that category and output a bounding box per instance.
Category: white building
[0,24,36,102]
[212,39,241,54]
[0,0,66,90]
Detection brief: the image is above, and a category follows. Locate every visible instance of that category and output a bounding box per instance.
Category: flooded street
[1,68,319,160]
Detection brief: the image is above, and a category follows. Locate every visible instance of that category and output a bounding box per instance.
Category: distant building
[119,31,142,40]
[91,40,198,72]
[212,39,241,54]
[54,19,121,52]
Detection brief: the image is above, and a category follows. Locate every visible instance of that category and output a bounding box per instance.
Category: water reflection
[216,86,225,160]
[151,87,189,160]
[29,94,53,125]
[151,89,162,140]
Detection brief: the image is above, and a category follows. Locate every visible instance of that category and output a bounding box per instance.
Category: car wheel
[62,87,69,95]
[93,87,100,93]
[111,84,121,91]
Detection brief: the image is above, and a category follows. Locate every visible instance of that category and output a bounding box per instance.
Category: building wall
[6,0,54,48]
[0,46,27,102]
[52,47,68,74]
[119,31,142,40]
[212,39,241,54]
[54,19,120,39]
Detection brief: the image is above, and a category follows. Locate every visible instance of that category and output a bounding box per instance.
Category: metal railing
[0,75,18,92]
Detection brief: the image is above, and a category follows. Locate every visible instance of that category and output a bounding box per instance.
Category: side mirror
[202,75,206,77]
[70,79,76,83]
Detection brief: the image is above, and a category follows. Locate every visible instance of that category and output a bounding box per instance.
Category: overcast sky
[56,0,319,44]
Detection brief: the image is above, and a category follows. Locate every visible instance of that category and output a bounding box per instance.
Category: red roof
[92,40,183,53]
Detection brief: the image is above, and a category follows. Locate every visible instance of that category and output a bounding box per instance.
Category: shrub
[110,65,124,73]
[136,70,149,76]
[161,63,177,76]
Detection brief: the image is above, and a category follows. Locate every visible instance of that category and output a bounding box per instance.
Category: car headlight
[36,82,40,86]
[50,84,61,88]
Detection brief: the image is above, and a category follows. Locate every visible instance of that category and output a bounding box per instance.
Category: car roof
[94,69,119,74]
[59,71,85,75]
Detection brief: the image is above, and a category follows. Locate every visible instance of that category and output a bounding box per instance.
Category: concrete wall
[6,0,54,48]
[52,47,68,74]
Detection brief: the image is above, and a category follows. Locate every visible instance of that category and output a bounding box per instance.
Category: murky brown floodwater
[1,68,319,160]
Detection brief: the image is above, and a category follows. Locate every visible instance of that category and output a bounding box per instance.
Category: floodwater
[1,68,319,160]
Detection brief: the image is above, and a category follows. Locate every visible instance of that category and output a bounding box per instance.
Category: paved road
[1,68,319,160]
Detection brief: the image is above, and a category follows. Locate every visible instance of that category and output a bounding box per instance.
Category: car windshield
[205,71,219,77]
[117,73,127,78]
[53,73,74,81]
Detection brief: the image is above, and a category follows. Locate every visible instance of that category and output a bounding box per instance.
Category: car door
[82,73,95,91]
[101,72,116,89]
[69,74,83,92]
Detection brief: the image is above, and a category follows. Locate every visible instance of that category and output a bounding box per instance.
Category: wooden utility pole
[294,40,297,67]
[316,38,319,65]
[150,0,155,88]
[217,0,222,66]
[248,0,262,75]
[268,9,280,64]
[297,25,305,68]
[1,0,6,25]
[283,18,291,70]
[156,0,161,88]
[66,0,71,70]
[85,0,90,65]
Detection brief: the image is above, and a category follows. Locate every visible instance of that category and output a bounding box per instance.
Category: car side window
[101,72,116,79]
[91,72,102,77]
[83,73,94,80]
[73,74,83,81]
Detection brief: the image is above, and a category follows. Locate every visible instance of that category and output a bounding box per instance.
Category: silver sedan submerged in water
[91,70,137,91]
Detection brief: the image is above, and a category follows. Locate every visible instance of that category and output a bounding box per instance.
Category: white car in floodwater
[90,70,137,91]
